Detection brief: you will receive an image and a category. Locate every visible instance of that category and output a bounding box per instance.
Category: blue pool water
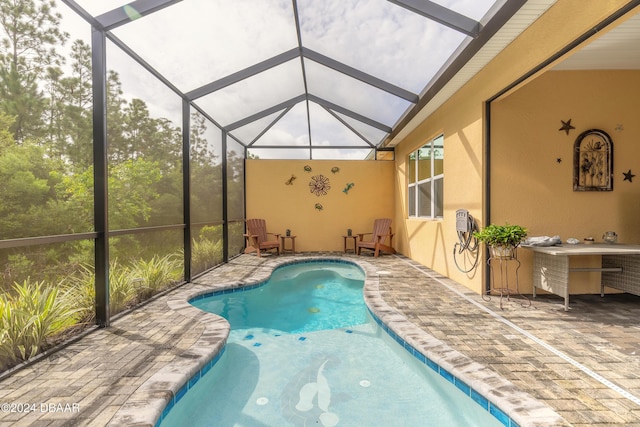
[159,261,504,427]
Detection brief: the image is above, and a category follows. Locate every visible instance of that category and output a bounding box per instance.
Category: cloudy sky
[57,0,501,159]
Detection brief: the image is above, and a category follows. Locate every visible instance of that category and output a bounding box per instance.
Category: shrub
[1,253,185,372]
[0,279,79,370]
[130,254,182,299]
[473,223,527,248]
[61,260,136,318]
[60,265,96,324]
[108,260,139,315]
[191,237,223,273]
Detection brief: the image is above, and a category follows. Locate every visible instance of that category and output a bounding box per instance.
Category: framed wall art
[573,129,613,191]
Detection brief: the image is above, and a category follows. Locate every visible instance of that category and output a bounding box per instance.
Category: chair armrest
[373,233,394,244]
[357,232,370,241]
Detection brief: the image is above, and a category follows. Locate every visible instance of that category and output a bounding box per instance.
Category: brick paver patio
[1,253,640,426]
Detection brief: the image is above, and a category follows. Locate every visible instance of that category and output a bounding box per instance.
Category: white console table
[524,244,640,311]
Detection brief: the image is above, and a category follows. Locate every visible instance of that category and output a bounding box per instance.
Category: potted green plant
[473,223,527,258]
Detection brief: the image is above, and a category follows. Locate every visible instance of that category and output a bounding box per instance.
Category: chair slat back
[372,218,392,242]
[246,219,268,243]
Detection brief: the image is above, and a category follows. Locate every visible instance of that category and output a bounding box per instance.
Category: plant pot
[489,245,516,259]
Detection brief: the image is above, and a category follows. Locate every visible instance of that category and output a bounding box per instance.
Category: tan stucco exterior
[492,69,640,293]
[245,1,639,295]
[246,160,394,253]
[392,0,638,294]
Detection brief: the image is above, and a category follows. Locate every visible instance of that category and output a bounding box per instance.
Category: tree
[0,64,43,141]
[0,0,69,142]
[190,111,219,166]
[42,40,92,166]
[0,113,64,239]
[61,40,92,168]
[105,70,127,164]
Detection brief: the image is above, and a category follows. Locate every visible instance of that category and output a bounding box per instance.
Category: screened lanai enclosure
[0,0,526,369]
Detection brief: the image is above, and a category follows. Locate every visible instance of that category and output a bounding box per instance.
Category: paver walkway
[0,253,640,426]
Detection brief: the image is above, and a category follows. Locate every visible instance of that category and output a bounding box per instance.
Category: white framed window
[408,135,444,219]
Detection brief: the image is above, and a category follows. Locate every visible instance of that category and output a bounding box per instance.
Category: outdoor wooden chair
[356,218,396,257]
[244,219,281,257]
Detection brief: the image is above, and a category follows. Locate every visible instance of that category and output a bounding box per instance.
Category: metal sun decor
[309,174,331,196]
[573,129,613,192]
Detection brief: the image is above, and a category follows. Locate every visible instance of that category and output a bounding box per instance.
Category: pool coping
[108,255,564,427]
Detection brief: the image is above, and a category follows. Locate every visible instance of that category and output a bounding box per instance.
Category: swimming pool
[158,260,505,426]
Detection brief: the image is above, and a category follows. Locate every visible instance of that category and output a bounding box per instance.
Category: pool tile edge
[109,254,565,427]
[362,256,567,427]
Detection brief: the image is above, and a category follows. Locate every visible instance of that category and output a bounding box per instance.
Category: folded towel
[523,235,562,247]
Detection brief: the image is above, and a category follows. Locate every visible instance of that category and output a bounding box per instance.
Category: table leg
[533,252,570,310]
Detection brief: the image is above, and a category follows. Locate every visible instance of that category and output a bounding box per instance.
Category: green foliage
[130,254,182,299]
[62,254,184,323]
[107,260,138,315]
[49,158,165,233]
[0,0,69,142]
[0,0,234,372]
[4,254,34,284]
[60,264,95,324]
[0,112,14,151]
[473,223,528,248]
[0,279,79,370]
[109,159,163,229]
[192,228,224,274]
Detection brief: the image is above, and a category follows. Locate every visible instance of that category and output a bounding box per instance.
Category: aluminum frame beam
[186,47,418,107]
[186,48,300,100]
[245,106,294,147]
[226,93,391,135]
[387,0,481,37]
[91,28,110,328]
[383,0,527,146]
[248,145,372,150]
[308,94,391,132]
[181,100,192,282]
[226,94,307,131]
[323,106,376,148]
[96,0,183,31]
[302,48,418,103]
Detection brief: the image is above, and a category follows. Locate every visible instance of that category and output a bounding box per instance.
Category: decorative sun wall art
[309,174,331,196]
[573,129,613,192]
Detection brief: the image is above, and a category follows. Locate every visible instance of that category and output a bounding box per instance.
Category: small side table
[343,235,358,253]
[281,235,296,254]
